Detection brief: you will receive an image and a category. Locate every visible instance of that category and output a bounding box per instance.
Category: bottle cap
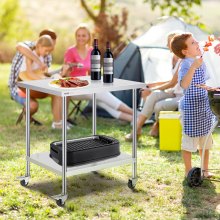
[94,39,98,46]
[106,41,110,48]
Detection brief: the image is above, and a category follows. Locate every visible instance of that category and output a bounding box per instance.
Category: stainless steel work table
[17,76,146,206]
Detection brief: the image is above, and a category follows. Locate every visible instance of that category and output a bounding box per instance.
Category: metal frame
[200,117,218,176]
[18,77,145,204]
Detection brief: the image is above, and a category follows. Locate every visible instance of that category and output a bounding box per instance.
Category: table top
[17,76,146,97]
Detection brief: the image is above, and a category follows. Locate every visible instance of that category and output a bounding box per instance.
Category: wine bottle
[103,41,114,83]
[91,39,101,80]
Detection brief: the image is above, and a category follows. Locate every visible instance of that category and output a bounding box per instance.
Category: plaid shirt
[179,58,215,137]
[8,41,52,98]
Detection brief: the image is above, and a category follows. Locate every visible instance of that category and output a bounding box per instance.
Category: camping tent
[111,42,144,107]
[83,41,144,117]
[113,16,220,107]
[84,16,220,118]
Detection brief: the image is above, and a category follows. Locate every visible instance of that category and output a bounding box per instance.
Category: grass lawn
[1,63,220,219]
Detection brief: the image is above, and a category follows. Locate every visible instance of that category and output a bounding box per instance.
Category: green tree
[80,0,128,56]
[0,0,31,43]
[0,0,32,62]
[144,0,202,25]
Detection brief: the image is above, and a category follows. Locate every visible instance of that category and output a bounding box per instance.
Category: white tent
[133,16,220,87]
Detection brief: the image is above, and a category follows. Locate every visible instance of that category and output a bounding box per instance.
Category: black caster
[56,199,65,207]
[128,179,136,189]
[187,167,203,187]
[20,179,28,187]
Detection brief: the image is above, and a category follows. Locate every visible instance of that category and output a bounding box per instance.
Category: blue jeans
[12,92,25,106]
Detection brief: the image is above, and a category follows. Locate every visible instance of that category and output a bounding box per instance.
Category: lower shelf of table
[28,152,133,177]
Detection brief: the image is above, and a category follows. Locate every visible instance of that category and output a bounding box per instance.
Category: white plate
[49,78,89,89]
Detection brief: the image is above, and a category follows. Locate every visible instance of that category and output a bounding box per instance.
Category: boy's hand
[192,57,203,70]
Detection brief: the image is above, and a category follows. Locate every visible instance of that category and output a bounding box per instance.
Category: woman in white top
[125,32,183,141]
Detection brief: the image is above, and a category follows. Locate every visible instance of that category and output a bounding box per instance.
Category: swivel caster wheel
[128,179,136,189]
[56,199,65,207]
[52,194,67,207]
[187,167,203,187]
[20,179,28,187]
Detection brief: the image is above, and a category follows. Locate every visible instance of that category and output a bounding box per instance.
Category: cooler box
[159,111,182,151]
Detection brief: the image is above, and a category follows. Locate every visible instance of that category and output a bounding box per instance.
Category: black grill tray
[50,135,120,166]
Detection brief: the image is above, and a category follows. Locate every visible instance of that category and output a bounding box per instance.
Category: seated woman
[17,35,64,129]
[63,23,134,122]
[125,32,183,141]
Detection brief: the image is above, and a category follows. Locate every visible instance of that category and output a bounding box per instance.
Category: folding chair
[16,107,42,126]
[16,107,25,125]
[67,99,89,125]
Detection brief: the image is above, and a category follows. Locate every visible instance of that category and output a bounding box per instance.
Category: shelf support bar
[92,93,96,135]
[62,96,67,196]
[26,88,31,177]
[132,89,137,180]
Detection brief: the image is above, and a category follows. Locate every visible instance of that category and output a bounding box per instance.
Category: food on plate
[203,35,215,53]
[50,77,89,88]
[204,41,212,47]
[208,35,215,42]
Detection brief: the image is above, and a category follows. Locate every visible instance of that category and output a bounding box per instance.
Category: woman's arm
[141,58,181,100]
[60,64,72,77]
[141,77,177,100]
[151,72,178,91]
[142,68,178,98]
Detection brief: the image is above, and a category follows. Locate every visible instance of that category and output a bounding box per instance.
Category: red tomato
[204,42,212,48]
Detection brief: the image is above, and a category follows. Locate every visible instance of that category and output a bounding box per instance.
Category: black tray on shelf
[50,135,120,166]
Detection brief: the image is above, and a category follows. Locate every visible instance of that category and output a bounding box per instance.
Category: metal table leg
[91,93,99,175]
[128,89,138,189]
[18,88,30,186]
[52,96,68,206]
[201,117,218,176]
[92,93,96,135]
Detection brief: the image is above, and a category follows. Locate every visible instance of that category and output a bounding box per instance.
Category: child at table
[19,35,53,81]
[171,33,215,178]
[18,35,64,129]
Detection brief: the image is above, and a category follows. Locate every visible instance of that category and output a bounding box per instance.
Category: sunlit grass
[1,64,220,219]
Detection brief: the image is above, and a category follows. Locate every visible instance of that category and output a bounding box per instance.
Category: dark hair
[39,29,57,40]
[170,33,192,59]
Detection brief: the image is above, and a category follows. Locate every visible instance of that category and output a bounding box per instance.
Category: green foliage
[81,0,115,14]
[0,0,33,62]
[144,0,202,25]
[80,0,129,56]
[0,0,32,44]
